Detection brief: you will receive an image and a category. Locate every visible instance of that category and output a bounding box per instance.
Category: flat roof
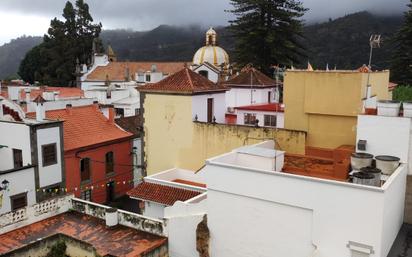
[0,211,166,256]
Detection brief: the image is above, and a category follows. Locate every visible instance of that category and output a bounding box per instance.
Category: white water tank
[105,208,118,227]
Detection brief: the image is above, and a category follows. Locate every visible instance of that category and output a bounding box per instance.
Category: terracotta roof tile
[0,211,166,256]
[28,105,132,151]
[235,103,284,112]
[138,68,227,95]
[127,182,202,206]
[115,115,142,137]
[86,62,188,81]
[223,67,278,88]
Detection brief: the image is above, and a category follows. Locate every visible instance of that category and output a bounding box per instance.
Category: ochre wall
[143,94,306,175]
[284,70,390,149]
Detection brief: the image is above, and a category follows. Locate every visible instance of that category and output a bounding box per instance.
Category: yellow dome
[193,27,229,68]
[193,46,229,67]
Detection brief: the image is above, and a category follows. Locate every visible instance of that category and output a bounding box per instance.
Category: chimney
[66,104,72,115]
[105,208,118,227]
[108,107,115,123]
[25,89,31,103]
[33,95,46,121]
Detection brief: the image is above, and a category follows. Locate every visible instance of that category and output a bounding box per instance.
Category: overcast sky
[0,0,408,45]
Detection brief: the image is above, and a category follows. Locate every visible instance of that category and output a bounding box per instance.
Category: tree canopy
[228,0,307,74]
[18,0,102,86]
[391,0,412,85]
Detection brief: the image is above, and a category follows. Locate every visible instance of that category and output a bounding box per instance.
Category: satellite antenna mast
[365,34,381,97]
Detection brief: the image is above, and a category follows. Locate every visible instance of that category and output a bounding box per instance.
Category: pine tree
[391,0,412,85]
[228,0,307,74]
[19,0,102,86]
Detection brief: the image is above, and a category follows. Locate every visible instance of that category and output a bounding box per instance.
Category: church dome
[193,28,229,69]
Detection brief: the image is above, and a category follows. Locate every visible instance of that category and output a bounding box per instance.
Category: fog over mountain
[0,0,409,45]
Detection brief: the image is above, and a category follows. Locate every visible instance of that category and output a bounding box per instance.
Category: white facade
[236,109,284,128]
[26,98,96,113]
[143,201,166,219]
[7,86,31,101]
[203,140,407,257]
[225,87,278,108]
[0,100,64,214]
[192,92,226,123]
[193,63,220,83]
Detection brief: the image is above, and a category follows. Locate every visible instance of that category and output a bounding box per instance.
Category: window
[11,193,27,211]
[199,70,209,78]
[106,90,112,99]
[42,143,57,166]
[81,189,92,201]
[115,108,124,117]
[13,149,23,168]
[106,152,114,174]
[264,115,277,127]
[244,113,256,125]
[135,108,140,116]
[80,158,91,182]
[145,74,151,82]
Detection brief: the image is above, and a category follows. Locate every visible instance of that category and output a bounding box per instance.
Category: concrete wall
[192,93,226,123]
[203,156,407,257]
[36,126,63,188]
[283,70,390,149]
[143,201,165,219]
[165,199,207,257]
[0,121,31,171]
[0,167,36,214]
[143,92,306,174]
[225,87,275,108]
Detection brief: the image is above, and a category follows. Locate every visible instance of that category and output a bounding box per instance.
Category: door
[207,98,214,123]
[106,181,115,203]
[268,91,272,103]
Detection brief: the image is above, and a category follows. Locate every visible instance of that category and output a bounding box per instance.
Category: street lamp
[0,179,9,191]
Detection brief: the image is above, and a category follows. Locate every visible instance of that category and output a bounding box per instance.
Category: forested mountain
[0,36,42,79]
[0,12,404,79]
[302,11,403,70]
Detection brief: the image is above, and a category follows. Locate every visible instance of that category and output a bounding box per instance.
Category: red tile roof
[138,68,227,95]
[0,211,166,257]
[28,105,132,151]
[20,86,84,100]
[223,67,278,88]
[389,82,398,91]
[86,62,188,81]
[235,103,284,112]
[127,182,202,206]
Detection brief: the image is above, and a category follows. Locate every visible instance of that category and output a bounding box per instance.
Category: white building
[0,96,65,214]
[234,103,284,128]
[201,110,409,257]
[224,67,280,110]
[128,168,206,219]
[192,62,221,83]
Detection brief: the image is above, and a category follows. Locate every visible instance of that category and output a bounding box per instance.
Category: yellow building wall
[143,93,306,175]
[284,70,390,149]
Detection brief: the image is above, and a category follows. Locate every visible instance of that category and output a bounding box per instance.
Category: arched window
[106,152,114,174]
[199,70,209,78]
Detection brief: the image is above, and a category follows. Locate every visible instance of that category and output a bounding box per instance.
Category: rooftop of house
[235,103,284,113]
[28,105,132,151]
[224,67,278,88]
[115,115,142,137]
[138,67,227,95]
[0,211,166,257]
[20,86,84,100]
[85,61,188,81]
[127,181,203,206]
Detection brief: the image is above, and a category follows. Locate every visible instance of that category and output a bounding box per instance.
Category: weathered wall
[283,70,390,149]
[143,93,306,175]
